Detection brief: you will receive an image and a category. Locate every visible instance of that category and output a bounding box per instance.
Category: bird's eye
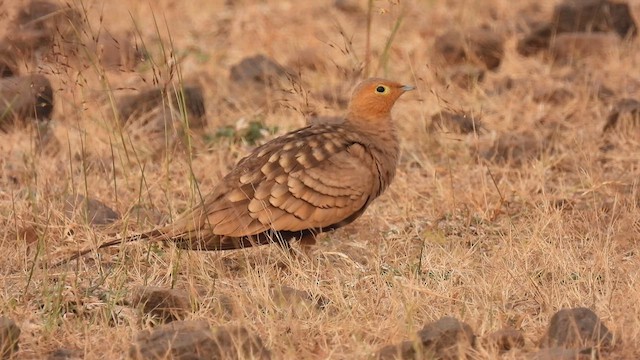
[375,85,388,94]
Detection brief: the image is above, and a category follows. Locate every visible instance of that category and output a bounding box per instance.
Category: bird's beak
[401,85,416,92]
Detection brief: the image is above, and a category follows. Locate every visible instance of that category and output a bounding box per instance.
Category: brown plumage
[60,78,414,264]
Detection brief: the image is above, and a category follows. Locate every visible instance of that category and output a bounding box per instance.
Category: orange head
[347,78,414,121]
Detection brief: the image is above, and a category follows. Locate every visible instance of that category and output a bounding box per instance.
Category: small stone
[596,84,615,103]
[552,0,637,38]
[433,31,466,66]
[87,31,144,71]
[289,47,328,73]
[116,86,207,156]
[532,86,574,105]
[528,347,594,360]
[63,194,120,226]
[448,65,485,88]
[130,286,192,323]
[550,32,620,63]
[0,48,18,77]
[608,2,638,38]
[429,111,482,135]
[417,317,475,359]
[603,98,640,133]
[8,0,82,55]
[129,320,271,360]
[517,23,553,56]
[480,131,548,165]
[0,316,20,358]
[376,341,418,360]
[47,348,83,360]
[117,85,206,129]
[334,0,361,14]
[377,317,475,359]
[518,0,638,57]
[0,74,53,130]
[433,28,504,70]
[539,307,613,351]
[484,327,525,352]
[229,54,293,86]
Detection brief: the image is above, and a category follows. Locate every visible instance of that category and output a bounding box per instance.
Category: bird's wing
[176,126,379,238]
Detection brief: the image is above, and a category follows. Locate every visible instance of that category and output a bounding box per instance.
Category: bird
[57,78,414,264]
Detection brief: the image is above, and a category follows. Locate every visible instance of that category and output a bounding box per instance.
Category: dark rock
[532,86,574,105]
[433,31,466,66]
[117,85,206,129]
[7,0,82,55]
[88,31,144,71]
[0,48,18,77]
[377,317,475,359]
[417,317,475,359]
[483,327,525,352]
[480,131,548,165]
[447,65,486,88]
[229,54,293,86]
[603,98,640,133]
[334,0,361,14]
[518,0,637,56]
[553,0,637,38]
[528,347,594,360]
[47,348,83,360]
[288,47,328,73]
[554,0,611,33]
[433,28,504,70]
[130,286,192,323]
[596,84,616,103]
[376,341,419,360]
[0,316,20,358]
[63,194,120,226]
[550,32,620,63]
[429,111,482,135]
[129,320,271,360]
[0,74,53,130]
[517,23,553,56]
[116,85,207,156]
[608,2,638,38]
[539,307,613,351]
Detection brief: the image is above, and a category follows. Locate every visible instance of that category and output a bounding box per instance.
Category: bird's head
[347,78,414,121]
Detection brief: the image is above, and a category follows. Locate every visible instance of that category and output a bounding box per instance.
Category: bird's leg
[298,234,316,246]
[297,234,317,259]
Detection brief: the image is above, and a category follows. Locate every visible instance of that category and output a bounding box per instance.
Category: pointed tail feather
[52,229,163,267]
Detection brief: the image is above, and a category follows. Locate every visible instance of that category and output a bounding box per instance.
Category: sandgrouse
[61,78,414,263]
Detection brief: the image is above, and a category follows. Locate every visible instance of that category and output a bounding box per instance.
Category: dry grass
[1,0,640,358]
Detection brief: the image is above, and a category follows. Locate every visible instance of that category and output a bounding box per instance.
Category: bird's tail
[52,227,288,267]
[51,228,164,267]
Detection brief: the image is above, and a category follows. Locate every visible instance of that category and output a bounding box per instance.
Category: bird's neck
[346,112,399,150]
[344,114,400,194]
